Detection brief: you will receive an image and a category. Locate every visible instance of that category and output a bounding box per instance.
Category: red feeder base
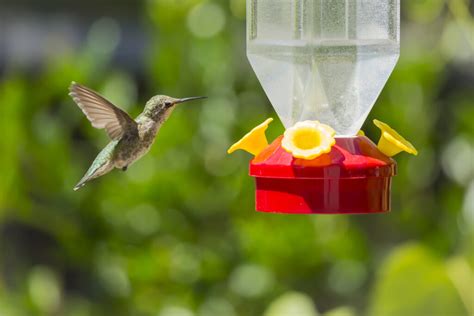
[250,136,397,214]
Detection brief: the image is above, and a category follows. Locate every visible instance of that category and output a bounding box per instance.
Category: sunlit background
[0,0,473,315]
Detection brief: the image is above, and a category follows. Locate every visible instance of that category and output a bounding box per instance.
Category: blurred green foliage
[0,0,473,315]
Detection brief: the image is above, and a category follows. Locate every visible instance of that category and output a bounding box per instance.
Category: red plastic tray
[250,136,396,214]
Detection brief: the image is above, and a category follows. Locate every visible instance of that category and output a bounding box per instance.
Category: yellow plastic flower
[281,121,336,160]
[227,118,273,156]
[373,119,418,157]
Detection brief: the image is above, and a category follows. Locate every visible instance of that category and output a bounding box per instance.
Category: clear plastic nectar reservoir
[247,0,400,135]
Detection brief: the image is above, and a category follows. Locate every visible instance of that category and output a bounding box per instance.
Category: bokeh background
[0,0,473,315]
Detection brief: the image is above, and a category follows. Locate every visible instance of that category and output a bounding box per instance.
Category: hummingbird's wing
[69,82,138,140]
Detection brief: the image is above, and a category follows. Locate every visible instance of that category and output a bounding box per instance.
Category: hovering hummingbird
[69,82,206,191]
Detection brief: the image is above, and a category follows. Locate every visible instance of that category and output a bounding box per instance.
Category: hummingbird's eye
[165,101,173,108]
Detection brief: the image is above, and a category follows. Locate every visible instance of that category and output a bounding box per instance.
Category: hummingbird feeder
[229,0,418,214]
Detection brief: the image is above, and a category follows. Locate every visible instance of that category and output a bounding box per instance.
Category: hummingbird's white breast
[113,116,161,169]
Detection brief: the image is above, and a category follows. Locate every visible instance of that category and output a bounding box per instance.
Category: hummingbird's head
[144,95,206,122]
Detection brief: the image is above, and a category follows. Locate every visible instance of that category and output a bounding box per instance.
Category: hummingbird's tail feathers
[73,181,87,191]
[73,156,115,191]
[73,171,99,191]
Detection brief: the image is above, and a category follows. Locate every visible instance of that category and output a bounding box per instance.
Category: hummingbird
[69,82,206,191]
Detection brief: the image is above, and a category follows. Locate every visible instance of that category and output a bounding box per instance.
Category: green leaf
[323,306,356,316]
[264,292,319,316]
[446,256,474,316]
[368,243,467,316]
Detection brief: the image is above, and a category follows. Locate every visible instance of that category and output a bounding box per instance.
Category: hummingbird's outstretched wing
[69,82,138,140]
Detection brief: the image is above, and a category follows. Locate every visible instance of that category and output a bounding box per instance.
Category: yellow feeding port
[374,119,418,157]
[227,118,274,156]
[281,121,336,160]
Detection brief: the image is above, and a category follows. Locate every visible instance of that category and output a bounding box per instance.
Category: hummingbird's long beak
[174,96,207,105]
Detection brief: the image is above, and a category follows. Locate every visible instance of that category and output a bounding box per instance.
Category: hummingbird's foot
[122,166,128,172]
